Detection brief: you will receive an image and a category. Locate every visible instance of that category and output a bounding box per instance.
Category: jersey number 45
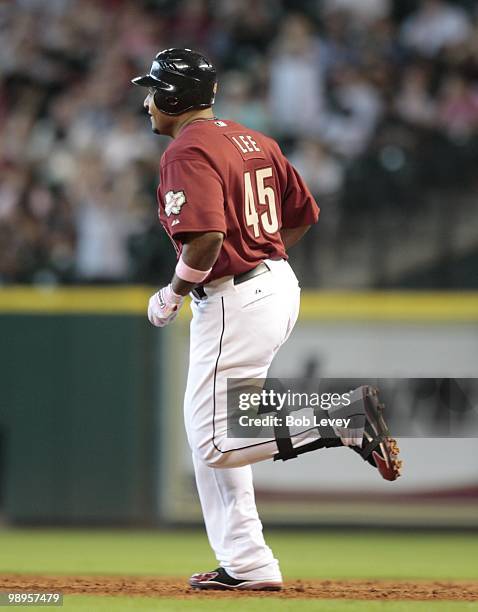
[244,167,278,237]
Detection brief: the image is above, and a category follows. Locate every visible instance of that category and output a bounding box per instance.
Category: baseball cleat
[189,567,283,591]
[351,386,403,481]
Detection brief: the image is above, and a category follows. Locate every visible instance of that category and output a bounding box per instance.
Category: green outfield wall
[0,287,477,525]
[0,295,159,523]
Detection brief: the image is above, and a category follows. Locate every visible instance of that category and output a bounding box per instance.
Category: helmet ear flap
[166,96,179,108]
[153,89,162,111]
[153,90,180,114]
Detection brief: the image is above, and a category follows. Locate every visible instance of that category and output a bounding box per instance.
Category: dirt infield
[1,575,477,601]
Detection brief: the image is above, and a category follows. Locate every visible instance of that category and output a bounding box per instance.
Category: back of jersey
[158,118,319,282]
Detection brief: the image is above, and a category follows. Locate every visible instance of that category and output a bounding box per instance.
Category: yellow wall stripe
[0,287,477,321]
[0,287,150,314]
[299,292,478,322]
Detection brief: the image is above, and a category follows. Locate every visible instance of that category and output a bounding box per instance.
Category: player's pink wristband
[175,256,211,284]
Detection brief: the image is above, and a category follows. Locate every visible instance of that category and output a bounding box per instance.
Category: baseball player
[133,48,402,591]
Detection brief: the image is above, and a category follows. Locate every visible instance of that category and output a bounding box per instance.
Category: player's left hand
[148,284,184,327]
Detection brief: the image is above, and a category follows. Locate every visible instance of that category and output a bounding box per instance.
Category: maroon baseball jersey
[157,118,319,282]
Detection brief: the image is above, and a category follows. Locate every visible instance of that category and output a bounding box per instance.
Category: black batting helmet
[132,48,217,116]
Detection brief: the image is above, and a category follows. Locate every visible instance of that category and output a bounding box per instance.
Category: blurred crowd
[1,0,478,285]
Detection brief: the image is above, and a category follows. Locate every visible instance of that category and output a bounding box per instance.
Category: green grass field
[1,529,478,611]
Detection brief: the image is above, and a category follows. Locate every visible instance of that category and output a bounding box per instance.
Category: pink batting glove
[148,284,184,327]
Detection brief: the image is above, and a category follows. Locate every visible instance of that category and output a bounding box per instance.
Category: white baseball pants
[184,259,312,581]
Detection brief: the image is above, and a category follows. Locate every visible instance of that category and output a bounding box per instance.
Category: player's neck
[172,109,216,138]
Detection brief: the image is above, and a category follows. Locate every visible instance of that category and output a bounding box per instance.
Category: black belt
[191,262,270,300]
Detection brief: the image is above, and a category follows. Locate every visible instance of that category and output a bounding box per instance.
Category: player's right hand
[148,284,184,327]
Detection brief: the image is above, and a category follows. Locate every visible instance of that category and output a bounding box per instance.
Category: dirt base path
[0,575,477,601]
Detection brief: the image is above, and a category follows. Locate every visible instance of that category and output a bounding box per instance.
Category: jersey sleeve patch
[164,190,186,216]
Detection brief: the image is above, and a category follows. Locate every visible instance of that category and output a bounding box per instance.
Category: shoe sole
[363,386,403,481]
[189,579,283,591]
